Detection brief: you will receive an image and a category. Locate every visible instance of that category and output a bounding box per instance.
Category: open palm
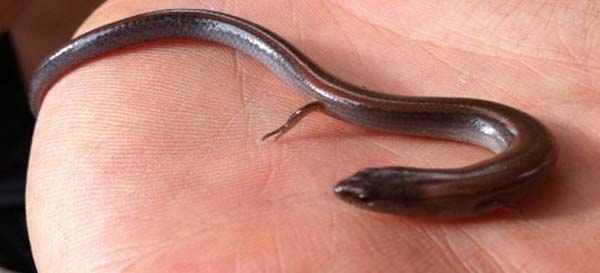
[28,1,599,272]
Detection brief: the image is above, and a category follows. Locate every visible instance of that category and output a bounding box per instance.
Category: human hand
[27,1,599,272]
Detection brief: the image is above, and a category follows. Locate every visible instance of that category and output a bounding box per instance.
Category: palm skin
[27,1,600,272]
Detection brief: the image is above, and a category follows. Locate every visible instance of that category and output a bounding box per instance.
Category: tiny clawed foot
[262,126,288,141]
[261,101,324,141]
[475,199,524,215]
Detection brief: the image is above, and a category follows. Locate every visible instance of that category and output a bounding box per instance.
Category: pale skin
[27,0,600,272]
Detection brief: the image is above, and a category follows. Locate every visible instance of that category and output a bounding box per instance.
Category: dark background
[0,32,36,273]
[1,2,105,272]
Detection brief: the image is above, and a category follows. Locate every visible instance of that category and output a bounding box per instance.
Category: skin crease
[26,0,600,272]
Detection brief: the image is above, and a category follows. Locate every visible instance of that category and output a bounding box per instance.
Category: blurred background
[1,1,105,272]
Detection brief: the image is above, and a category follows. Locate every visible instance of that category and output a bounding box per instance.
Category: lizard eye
[358,193,371,203]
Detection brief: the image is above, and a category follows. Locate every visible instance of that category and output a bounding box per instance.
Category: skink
[30,9,557,218]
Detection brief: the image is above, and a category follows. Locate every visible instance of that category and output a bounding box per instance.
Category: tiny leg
[475,199,524,215]
[262,101,325,141]
[497,200,524,214]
